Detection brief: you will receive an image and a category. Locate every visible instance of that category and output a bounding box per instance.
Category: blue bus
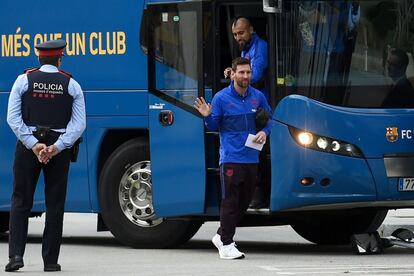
[1,0,414,247]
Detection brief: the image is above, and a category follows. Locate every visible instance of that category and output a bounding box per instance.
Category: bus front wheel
[291,210,388,245]
[99,138,202,248]
[0,212,9,233]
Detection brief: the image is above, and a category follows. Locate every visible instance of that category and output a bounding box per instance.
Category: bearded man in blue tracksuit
[224,17,268,98]
[195,57,272,260]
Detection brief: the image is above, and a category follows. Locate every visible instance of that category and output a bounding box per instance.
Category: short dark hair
[231,57,251,71]
[39,55,60,67]
[231,16,251,28]
[391,49,409,68]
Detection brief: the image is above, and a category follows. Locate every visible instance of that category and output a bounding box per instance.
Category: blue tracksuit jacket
[242,33,268,97]
[205,82,272,165]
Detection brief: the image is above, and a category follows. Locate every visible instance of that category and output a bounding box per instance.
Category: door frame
[147,1,205,116]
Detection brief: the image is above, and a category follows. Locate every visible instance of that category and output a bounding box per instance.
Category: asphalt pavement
[1,209,414,275]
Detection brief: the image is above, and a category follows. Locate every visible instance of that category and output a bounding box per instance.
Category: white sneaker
[212,234,239,248]
[219,242,245,260]
[212,234,223,250]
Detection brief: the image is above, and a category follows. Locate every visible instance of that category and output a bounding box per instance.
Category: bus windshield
[276,0,414,108]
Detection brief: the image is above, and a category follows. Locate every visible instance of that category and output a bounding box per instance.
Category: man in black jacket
[382,49,414,108]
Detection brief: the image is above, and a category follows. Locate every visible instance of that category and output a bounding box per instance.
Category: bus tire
[99,138,202,248]
[291,210,387,245]
[0,212,9,233]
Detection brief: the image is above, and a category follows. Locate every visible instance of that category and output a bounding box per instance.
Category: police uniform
[5,39,86,272]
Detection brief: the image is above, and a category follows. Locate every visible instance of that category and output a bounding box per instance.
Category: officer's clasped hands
[32,143,47,161]
[32,143,59,164]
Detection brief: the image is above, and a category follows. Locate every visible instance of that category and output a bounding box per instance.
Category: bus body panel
[275,95,414,158]
[367,159,414,202]
[270,120,377,211]
[0,0,146,92]
[148,94,206,217]
[271,95,414,211]
[0,1,150,214]
[0,93,19,210]
[85,91,149,116]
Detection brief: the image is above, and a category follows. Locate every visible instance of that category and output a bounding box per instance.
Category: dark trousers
[8,141,70,265]
[218,163,258,245]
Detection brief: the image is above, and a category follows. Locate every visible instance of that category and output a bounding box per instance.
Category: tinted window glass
[142,4,213,106]
[276,0,414,108]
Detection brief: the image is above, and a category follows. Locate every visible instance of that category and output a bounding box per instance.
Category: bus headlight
[298,132,313,146]
[331,141,340,152]
[288,126,364,158]
[316,137,328,150]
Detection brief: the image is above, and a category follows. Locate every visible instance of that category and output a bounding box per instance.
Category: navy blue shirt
[205,82,272,165]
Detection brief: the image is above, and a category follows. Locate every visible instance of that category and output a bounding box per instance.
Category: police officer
[195,57,272,259]
[5,39,86,272]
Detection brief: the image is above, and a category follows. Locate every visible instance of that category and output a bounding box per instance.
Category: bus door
[146,2,208,217]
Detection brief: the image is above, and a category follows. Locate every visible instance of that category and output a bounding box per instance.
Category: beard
[235,78,249,88]
[237,40,247,51]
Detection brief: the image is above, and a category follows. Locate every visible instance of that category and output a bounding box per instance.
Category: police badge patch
[386,127,398,142]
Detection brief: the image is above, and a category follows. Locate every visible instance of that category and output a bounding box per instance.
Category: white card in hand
[245,134,264,151]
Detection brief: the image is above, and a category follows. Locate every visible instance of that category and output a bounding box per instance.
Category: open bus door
[146,2,208,217]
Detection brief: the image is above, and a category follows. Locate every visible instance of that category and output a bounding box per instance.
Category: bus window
[141,5,213,105]
[276,0,414,108]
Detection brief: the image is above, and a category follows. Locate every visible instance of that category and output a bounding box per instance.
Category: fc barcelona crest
[386,127,398,142]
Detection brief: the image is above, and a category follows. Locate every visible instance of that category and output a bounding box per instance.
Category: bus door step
[246,208,270,214]
[351,228,414,255]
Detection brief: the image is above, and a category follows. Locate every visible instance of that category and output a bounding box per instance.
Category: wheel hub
[136,188,147,201]
[118,161,162,227]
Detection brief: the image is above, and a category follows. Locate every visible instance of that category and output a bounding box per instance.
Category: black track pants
[217,163,258,245]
